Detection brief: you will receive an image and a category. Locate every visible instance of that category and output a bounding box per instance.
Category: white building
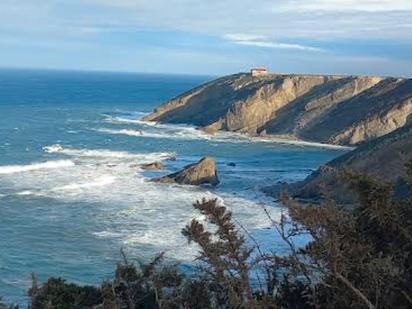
[251,67,270,77]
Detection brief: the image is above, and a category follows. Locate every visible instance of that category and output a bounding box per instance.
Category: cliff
[279,121,412,204]
[142,73,412,146]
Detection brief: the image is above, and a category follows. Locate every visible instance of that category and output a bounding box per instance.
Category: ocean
[0,69,346,305]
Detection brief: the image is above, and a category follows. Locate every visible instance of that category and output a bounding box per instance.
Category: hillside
[142,73,412,146]
[278,121,412,203]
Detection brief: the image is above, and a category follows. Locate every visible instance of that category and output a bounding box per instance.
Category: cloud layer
[0,0,411,75]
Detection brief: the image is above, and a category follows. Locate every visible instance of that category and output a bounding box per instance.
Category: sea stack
[152,156,219,186]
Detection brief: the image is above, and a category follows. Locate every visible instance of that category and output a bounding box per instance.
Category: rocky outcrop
[276,121,412,204]
[152,157,219,186]
[141,162,164,170]
[142,73,412,146]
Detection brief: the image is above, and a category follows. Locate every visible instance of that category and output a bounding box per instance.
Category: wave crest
[0,160,75,175]
[43,144,175,161]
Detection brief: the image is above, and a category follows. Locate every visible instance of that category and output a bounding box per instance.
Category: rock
[152,157,219,186]
[285,121,412,205]
[142,73,412,146]
[227,162,236,167]
[141,162,164,170]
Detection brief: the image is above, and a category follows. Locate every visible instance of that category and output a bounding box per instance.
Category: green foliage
[405,158,412,184]
[0,297,19,309]
[28,277,101,309]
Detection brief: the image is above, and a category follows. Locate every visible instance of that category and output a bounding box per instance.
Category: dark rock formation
[276,121,412,205]
[152,157,219,186]
[142,73,412,146]
[141,162,164,170]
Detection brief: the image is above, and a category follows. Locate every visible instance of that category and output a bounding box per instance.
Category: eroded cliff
[143,73,412,146]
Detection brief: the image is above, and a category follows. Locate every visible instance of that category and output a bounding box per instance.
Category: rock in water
[152,157,219,186]
[141,162,164,170]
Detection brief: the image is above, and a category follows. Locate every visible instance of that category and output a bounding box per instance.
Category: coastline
[137,118,354,151]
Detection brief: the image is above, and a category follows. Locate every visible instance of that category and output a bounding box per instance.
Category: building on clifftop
[251,67,270,77]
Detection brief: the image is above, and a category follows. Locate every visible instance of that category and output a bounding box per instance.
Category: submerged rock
[152,157,219,186]
[141,162,164,170]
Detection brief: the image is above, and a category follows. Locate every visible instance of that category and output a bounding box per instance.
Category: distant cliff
[143,73,412,146]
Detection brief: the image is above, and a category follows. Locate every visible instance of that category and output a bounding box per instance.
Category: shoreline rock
[152,157,219,186]
[266,122,412,205]
[141,162,164,170]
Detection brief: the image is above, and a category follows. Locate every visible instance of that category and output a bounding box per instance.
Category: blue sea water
[0,69,347,305]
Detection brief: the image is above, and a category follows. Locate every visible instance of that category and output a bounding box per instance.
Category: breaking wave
[0,160,75,175]
[99,112,352,149]
[43,144,175,161]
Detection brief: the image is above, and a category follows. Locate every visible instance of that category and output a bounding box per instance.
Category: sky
[0,0,412,76]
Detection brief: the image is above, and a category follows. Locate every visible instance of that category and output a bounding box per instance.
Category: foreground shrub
[0,297,19,309]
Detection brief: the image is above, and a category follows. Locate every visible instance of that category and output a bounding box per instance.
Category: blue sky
[1,0,412,76]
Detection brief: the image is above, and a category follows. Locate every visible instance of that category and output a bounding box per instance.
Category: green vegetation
[2,162,412,308]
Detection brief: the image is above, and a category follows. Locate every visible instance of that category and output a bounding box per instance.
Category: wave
[0,160,75,175]
[98,128,145,137]
[15,190,37,196]
[100,113,352,149]
[95,127,211,141]
[103,113,150,125]
[43,144,175,161]
[52,176,116,191]
[96,125,351,150]
[13,176,117,197]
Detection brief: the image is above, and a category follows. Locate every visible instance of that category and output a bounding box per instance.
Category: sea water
[0,69,347,305]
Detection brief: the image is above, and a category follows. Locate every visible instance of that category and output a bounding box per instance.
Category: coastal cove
[0,69,347,305]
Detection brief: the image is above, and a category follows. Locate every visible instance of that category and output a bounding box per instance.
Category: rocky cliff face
[143,73,412,146]
[282,121,412,204]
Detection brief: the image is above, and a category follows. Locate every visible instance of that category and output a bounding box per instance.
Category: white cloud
[0,0,411,75]
[80,0,412,41]
[225,34,324,52]
[280,0,412,12]
[1,0,411,42]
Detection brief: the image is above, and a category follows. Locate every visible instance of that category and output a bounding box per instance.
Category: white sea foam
[96,127,212,141]
[97,128,145,137]
[5,143,281,261]
[13,176,117,198]
[0,160,75,175]
[43,144,64,153]
[52,176,116,191]
[100,113,352,150]
[103,114,151,125]
[15,190,36,196]
[93,231,123,238]
[43,144,175,161]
